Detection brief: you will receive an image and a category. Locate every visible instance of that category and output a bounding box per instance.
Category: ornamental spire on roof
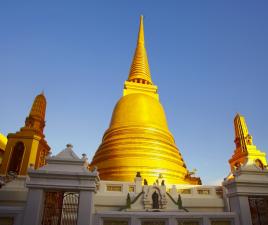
[24,92,47,134]
[29,91,46,120]
[234,113,250,153]
[128,15,152,84]
[228,113,267,172]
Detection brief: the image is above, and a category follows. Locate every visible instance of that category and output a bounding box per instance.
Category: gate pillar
[77,190,94,225]
[223,163,268,225]
[22,188,44,225]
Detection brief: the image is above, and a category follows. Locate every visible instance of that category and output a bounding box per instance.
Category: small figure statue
[234,162,241,170]
[136,171,141,177]
[255,159,264,170]
[92,166,98,173]
[144,179,148,185]
[161,180,165,186]
[189,168,197,176]
[156,179,159,186]
[82,153,88,161]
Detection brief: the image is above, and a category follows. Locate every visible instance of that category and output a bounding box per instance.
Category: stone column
[202,216,211,225]
[22,188,44,225]
[169,217,178,225]
[77,190,94,225]
[229,195,252,225]
[135,176,142,193]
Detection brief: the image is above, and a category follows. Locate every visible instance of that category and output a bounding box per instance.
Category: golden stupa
[91,16,200,185]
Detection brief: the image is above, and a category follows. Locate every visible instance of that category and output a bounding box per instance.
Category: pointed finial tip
[235,112,242,117]
[39,89,45,96]
[140,15,144,24]
[137,15,145,45]
[234,113,245,122]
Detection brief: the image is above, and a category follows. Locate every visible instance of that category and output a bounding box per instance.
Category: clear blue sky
[1,1,268,184]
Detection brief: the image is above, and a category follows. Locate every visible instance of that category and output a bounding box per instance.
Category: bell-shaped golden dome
[90,16,201,185]
[91,92,191,184]
[110,93,168,130]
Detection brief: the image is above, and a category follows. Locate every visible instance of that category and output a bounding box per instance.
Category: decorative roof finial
[66,144,73,148]
[137,15,145,45]
[128,16,152,84]
[229,114,268,173]
[27,92,47,125]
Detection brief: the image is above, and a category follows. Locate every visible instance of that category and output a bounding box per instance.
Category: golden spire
[128,15,152,84]
[137,15,145,44]
[29,92,47,120]
[229,113,267,172]
[24,92,47,134]
[234,113,250,152]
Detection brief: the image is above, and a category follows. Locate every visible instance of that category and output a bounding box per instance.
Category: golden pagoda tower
[90,16,200,185]
[0,92,50,175]
[229,113,267,171]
